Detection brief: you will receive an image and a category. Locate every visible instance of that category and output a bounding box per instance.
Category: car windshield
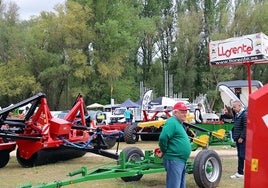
[113,108,126,115]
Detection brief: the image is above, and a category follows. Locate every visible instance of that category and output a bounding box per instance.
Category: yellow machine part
[193,135,209,147]
[138,119,166,128]
[211,129,226,139]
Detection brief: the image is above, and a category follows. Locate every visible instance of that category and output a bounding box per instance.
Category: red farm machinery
[18,118,225,188]
[0,94,225,188]
[0,93,122,168]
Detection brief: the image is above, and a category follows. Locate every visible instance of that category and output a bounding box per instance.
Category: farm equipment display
[123,108,235,147]
[1,94,222,188]
[123,80,263,146]
[0,93,122,168]
[123,109,171,143]
[20,123,224,188]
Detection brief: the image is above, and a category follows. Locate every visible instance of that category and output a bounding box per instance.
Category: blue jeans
[163,159,186,188]
[236,140,246,175]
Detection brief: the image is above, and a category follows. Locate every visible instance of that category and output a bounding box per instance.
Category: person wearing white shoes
[230,100,247,179]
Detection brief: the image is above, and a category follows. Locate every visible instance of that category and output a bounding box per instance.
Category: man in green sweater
[158,102,191,188]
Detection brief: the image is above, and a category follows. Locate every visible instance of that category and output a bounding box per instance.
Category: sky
[6,0,66,20]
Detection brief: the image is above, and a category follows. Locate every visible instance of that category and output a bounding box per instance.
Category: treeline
[0,0,267,111]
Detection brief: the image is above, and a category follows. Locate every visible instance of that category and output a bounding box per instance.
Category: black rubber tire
[193,149,222,188]
[124,124,139,144]
[16,149,38,168]
[17,147,87,167]
[103,136,117,149]
[0,150,10,168]
[120,146,144,182]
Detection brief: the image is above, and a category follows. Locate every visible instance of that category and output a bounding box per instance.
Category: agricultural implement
[0,93,122,168]
[18,104,229,188]
[92,108,172,144]
[20,144,222,188]
[123,109,171,144]
[124,108,235,147]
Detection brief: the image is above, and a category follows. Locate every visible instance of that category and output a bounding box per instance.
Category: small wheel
[120,147,144,182]
[124,124,139,144]
[16,149,38,168]
[0,150,10,168]
[193,149,222,188]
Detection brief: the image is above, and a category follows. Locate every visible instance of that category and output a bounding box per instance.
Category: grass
[0,141,244,188]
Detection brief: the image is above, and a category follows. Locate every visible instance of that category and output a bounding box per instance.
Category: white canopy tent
[87,103,104,108]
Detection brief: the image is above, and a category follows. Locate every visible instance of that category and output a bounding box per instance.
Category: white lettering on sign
[262,114,268,128]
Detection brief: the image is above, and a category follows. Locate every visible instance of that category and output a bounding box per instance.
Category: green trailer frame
[191,122,235,150]
[20,146,222,188]
[20,118,228,188]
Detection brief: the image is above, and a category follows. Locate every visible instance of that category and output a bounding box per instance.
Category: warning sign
[209,32,268,66]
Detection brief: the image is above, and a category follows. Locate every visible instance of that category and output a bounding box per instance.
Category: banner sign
[209,32,268,66]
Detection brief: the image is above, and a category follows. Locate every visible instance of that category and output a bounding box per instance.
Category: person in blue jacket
[230,100,247,179]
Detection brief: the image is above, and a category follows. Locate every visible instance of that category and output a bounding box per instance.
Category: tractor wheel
[124,124,139,144]
[16,149,38,168]
[0,150,10,168]
[120,147,144,182]
[193,149,222,188]
[103,136,116,149]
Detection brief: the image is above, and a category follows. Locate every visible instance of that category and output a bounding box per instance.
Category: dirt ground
[3,141,244,188]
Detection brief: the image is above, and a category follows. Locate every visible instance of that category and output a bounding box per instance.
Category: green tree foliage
[0,0,267,111]
[0,2,41,106]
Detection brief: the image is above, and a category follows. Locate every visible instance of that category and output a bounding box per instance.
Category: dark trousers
[236,140,246,175]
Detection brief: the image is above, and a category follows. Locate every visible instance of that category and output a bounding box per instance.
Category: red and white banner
[209,32,268,66]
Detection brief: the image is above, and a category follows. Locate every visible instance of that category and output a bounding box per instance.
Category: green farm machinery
[20,121,227,188]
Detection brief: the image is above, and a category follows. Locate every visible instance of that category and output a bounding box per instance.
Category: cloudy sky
[6,0,66,20]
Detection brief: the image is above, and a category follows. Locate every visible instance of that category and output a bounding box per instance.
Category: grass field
[0,141,244,188]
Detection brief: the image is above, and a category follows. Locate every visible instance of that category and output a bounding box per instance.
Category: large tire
[17,147,86,167]
[193,149,222,188]
[16,149,38,168]
[120,147,144,182]
[124,124,139,144]
[0,150,10,168]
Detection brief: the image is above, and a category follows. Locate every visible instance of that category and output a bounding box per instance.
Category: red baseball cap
[173,102,188,111]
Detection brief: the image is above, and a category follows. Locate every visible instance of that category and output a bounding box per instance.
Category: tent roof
[87,103,104,108]
[118,99,140,108]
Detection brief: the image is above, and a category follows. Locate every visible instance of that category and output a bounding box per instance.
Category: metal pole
[245,62,254,95]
